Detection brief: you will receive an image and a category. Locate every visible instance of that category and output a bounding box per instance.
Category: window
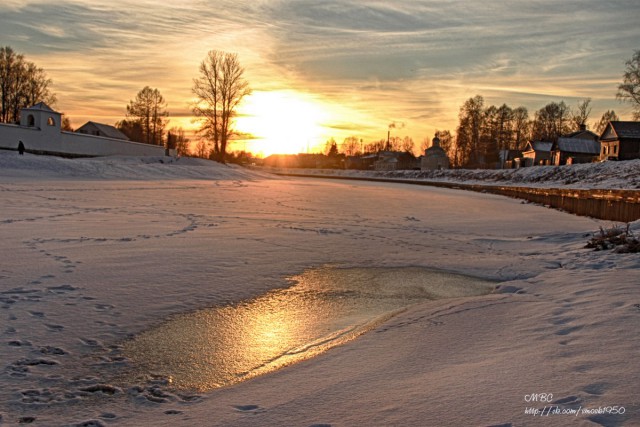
[47,117,55,126]
[613,145,618,154]
[27,115,35,127]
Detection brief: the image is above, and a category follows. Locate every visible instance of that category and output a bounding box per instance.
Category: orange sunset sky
[1,0,639,156]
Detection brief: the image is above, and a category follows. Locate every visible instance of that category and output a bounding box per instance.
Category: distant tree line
[324,97,622,169]
[450,97,623,168]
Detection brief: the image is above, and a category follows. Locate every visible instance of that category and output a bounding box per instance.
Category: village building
[345,153,377,170]
[599,121,640,161]
[421,135,450,170]
[0,102,171,157]
[374,151,419,171]
[522,140,553,166]
[552,125,600,165]
[498,149,523,169]
[76,121,130,140]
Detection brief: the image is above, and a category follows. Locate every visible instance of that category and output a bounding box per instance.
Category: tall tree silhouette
[192,51,250,162]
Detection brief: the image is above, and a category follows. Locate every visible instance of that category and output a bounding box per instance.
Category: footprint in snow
[72,419,106,427]
[582,382,609,396]
[46,284,78,294]
[552,395,580,406]
[233,404,264,413]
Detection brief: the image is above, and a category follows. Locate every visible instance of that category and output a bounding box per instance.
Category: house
[599,121,640,161]
[553,138,600,165]
[522,141,553,166]
[421,135,449,170]
[552,125,600,165]
[76,121,129,141]
[345,154,377,170]
[374,151,418,171]
[498,149,523,169]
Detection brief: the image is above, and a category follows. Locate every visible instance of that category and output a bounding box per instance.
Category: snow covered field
[1,152,639,426]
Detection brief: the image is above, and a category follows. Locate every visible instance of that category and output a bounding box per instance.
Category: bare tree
[593,110,619,135]
[341,136,361,156]
[167,127,191,156]
[571,98,592,130]
[116,119,144,143]
[617,50,640,120]
[0,46,55,123]
[435,130,454,155]
[324,138,338,156]
[454,115,472,168]
[364,139,386,154]
[61,114,73,131]
[192,50,250,163]
[400,136,415,154]
[457,95,484,166]
[495,104,514,151]
[125,86,168,145]
[531,101,571,142]
[194,139,210,158]
[512,107,530,150]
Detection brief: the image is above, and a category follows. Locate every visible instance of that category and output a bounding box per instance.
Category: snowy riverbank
[0,153,638,426]
[261,158,640,190]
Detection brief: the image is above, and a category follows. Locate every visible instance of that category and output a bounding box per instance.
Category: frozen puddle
[123,267,495,391]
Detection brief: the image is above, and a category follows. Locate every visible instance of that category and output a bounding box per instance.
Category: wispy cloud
[1,0,639,144]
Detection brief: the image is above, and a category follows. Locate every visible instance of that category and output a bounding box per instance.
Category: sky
[1,0,639,156]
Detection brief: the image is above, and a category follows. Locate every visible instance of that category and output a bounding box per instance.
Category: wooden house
[522,141,553,166]
[599,121,640,161]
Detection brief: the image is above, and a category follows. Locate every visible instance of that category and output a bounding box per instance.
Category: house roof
[23,102,58,113]
[563,129,599,140]
[77,121,130,140]
[525,141,553,152]
[556,138,600,155]
[606,121,640,139]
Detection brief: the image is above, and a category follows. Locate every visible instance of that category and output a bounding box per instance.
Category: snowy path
[1,173,638,426]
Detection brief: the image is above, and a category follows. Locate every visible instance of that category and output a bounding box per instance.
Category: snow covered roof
[562,128,598,140]
[76,121,130,141]
[524,141,553,153]
[22,102,58,113]
[556,138,600,154]
[608,121,640,139]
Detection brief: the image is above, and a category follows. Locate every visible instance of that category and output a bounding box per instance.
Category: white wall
[0,123,41,151]
[0,123,170,157]
[60,132,168,156]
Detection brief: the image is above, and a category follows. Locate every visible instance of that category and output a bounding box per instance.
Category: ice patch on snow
[123,266,496,391]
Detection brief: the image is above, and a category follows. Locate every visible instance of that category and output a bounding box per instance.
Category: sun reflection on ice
[123,267,495,391]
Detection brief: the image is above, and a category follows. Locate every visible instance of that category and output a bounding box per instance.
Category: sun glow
[235,91,332,156]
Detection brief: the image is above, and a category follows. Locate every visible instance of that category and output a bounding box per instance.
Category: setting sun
[236,91,333,156]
